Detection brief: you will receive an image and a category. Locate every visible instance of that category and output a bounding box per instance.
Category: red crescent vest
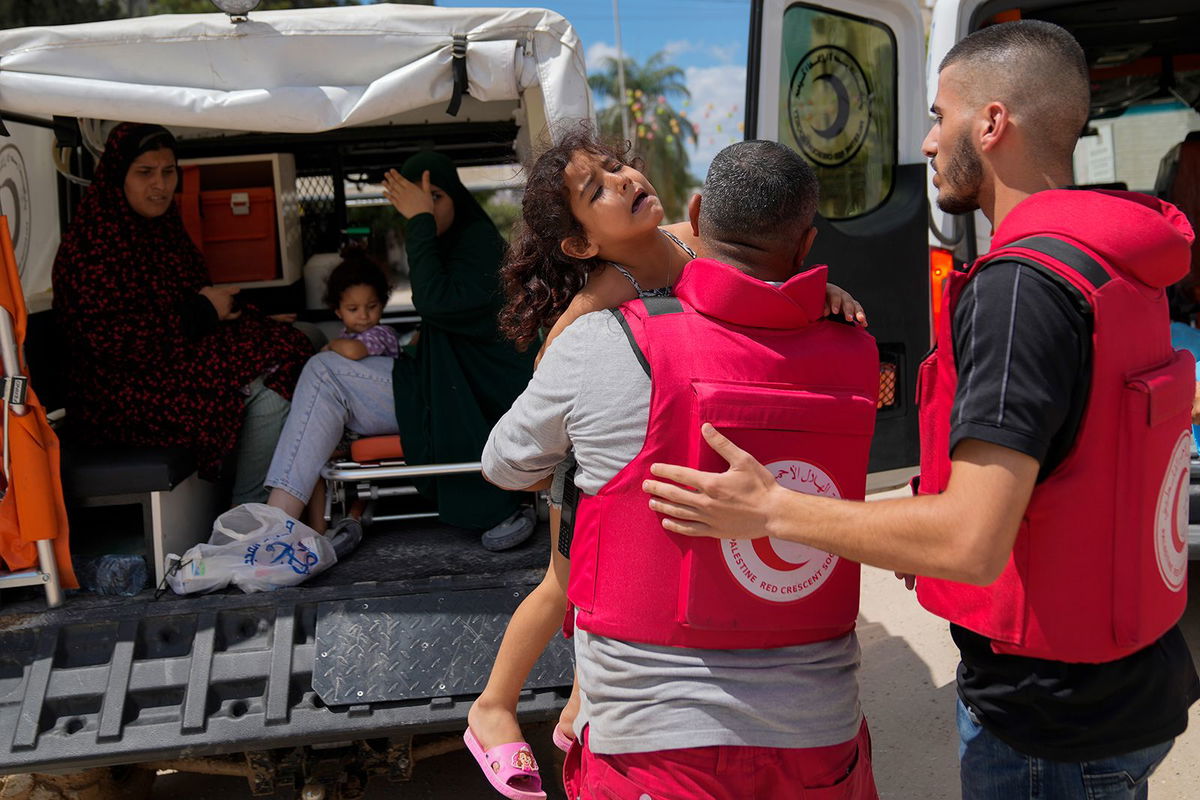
[916,234,1193,663]
[566,258,879,649]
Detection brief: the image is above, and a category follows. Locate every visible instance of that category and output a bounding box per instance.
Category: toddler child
[322,250,399,360]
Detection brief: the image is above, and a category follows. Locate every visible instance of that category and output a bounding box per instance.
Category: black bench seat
[61,444,197,498]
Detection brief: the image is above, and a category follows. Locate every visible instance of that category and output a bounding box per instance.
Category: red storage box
[199,187,277,283]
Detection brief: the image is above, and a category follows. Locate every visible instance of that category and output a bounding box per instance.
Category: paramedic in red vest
[483,140,881,799]
[645,20,1199,799]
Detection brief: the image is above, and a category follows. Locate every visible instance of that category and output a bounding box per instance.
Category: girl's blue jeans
[264,352,399,504]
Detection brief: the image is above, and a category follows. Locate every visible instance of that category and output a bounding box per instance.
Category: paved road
[155,522,1200,799]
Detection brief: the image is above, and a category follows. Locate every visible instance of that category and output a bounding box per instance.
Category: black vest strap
[983,235,1111,318]
[608,308,651,378]
[643,296,684,315]
[557,458,579,560]
[1005,235,1112,290]
[608,297,683,378]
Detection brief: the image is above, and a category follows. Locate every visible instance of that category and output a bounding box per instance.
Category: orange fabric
[350,435,404,463]
[0,219,77,586]
[1170,142,1200,278]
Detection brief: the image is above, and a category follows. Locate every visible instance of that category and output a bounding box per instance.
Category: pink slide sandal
[552,724,576,753]
[463,727,547,800]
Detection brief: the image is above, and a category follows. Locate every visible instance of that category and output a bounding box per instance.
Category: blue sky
[437,0,752,179]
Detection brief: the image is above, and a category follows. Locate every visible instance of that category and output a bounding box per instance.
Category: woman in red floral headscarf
[52,122,312,503]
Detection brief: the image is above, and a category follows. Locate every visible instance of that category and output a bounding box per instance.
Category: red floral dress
[52,123,312,478]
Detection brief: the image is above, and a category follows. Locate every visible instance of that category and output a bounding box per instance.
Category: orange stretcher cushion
[350,435,404,463]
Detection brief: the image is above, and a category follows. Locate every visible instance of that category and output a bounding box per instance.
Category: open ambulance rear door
[747,0,930,483]
[927,1,996,275]
[929,0,1200,276]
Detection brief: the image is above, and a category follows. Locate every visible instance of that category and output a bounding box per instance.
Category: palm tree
[589,51,699,221]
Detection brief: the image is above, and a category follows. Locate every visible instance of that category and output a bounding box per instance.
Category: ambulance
[749,0,1200,541]
[0,1,1195,797]
[0,5,587,797]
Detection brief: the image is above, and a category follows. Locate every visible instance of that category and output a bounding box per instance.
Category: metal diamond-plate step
[312,587,574,705]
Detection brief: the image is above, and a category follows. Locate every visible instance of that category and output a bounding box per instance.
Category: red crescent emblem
[752,538,808,571]
[1172,471,1188,552]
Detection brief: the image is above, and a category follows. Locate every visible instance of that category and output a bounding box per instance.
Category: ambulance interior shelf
[175,153,302,289]
[177,164,276,283]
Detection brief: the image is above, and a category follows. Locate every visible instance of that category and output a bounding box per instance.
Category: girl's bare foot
[467,694,525,750]
[555,682,581,744]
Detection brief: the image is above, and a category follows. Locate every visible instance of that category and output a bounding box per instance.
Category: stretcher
[319,435,483,525]
[320,434,549,528]
[0,219,72,606]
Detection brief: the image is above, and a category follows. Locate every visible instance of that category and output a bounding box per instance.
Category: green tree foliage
[476,190,522,243]
[0,0,124,27]
[588,51,699,222]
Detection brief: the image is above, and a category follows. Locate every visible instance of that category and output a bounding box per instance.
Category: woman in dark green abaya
[386,153,537,536]
[263,152,535,549]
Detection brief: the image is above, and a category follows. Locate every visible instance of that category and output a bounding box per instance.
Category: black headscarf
[400,150,491,232]
[51,122,312,476]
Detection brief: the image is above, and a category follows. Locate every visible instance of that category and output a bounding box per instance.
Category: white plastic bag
[165,503,337,595]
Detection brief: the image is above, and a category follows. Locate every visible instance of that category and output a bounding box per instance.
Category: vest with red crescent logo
[566,258,879,649]
[916,234,1193,663]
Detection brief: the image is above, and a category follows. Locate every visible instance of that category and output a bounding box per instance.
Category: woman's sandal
[463,727,547,800]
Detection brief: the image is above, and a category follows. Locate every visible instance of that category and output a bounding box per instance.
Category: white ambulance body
[748,0,1199,494]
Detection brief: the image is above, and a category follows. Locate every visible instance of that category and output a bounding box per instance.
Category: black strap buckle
[557,460,580,560]
[445,34,470,117]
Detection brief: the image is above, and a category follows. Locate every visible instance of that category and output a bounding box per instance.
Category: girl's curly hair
[322,246,392,311]
[498,125,641,349]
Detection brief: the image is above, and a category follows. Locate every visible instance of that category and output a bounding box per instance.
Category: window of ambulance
[1073,102,1200,192]
[750,0,927,478]
[777,4,897,219]
[950,2,1200,262]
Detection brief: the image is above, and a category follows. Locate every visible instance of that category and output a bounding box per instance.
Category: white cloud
[663,39,694,59]
[708,43,738,65]
[660,39,737,65]
[586,41,621,71]
[683,64,748,179]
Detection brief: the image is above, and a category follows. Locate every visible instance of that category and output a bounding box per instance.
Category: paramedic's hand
[895,572,916,591]
[644,423,782,540]
[200,286,241,321]
[825,283,867,327]
[382,169,435,220]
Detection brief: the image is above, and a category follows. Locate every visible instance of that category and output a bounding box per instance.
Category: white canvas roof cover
[0,4,591,136]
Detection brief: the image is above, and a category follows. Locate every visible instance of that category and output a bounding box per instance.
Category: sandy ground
[156,493,1200,799]
[854,561,1200,799]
